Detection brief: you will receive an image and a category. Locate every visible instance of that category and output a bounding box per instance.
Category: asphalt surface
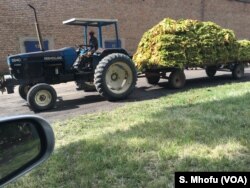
[1,68,250,123]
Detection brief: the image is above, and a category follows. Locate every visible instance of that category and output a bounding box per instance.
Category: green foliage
[237,40,250,61]
[133,18,239,70]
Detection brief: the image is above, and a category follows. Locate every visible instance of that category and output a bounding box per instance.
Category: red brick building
[0,0,250,72]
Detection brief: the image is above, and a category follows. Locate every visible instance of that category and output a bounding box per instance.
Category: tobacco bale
[237,40,250,62]
[133,18,239,70]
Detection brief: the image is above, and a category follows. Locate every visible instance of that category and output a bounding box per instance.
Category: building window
[24,40,49,52]
[19,37,54,53]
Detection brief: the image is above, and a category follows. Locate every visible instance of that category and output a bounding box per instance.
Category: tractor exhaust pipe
[28,4,45,51]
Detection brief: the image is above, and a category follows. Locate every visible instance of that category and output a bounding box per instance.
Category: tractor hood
[7,47,78,80]
[8,47,77,66]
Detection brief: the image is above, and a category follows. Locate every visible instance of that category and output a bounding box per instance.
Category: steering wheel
[76,44,93,49]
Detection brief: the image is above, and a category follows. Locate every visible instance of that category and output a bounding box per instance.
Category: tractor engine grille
[10,62,43,79]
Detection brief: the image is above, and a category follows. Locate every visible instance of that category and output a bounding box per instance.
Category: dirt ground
[1,68,250,123]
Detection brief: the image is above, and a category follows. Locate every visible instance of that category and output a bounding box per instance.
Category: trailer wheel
[145,71,160,85]
[232,63,244,79]
[27,84,57,111]
[169,70,186,89]
[19,84,32,100]
[94,53,137,101]
[205,66,217,78]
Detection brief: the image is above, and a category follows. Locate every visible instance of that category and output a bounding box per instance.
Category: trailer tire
[27,84,57,111]
[94,53,137,101]
[19,84,32,100]
[205,66,217,78]
[169,70,186,89]
[145,71,160,85]
[232,63,244,79]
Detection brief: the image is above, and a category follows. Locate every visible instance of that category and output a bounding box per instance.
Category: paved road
[1,68,250,123]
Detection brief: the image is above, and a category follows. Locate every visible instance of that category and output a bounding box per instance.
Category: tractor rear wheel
[169,69,186,89]
[19,84,32,100]
[94,53,137,101]
[27,83,57,111]
[232,63,244,79]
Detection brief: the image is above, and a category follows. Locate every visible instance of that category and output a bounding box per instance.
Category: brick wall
[0,0,249,73]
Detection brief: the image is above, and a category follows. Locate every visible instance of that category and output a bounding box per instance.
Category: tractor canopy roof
[62,18,120,48]
[62,18,118,27]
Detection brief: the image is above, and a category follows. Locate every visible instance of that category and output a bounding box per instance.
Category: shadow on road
[34,94,106,113]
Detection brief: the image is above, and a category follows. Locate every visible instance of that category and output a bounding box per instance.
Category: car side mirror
[0,115,54,187]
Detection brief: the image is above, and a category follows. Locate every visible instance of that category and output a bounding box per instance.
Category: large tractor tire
[205,66,217,78]
[232,63,244,79]
[27,83,57,111]
[94,53,137,101]
[169,69,186,89]
[19,84,32,100]
[145,71,160,85]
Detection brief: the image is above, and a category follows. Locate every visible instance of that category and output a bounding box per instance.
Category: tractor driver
[73,31,98,71]
[78,31,98,56]
[88,31,98,54]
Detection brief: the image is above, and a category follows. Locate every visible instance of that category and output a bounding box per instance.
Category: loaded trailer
[133,18,249,89]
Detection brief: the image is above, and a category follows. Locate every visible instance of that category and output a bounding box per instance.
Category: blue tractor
[0,5,137,111]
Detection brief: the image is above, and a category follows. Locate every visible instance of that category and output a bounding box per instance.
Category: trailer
[143,62,246,89]
[133,18,248,89]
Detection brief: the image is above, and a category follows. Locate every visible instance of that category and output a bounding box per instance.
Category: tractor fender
[96,48,129,58]
[93,48,130,68]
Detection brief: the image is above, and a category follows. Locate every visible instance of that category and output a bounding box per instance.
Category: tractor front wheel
[27,83,57,111]
[94,53,137,101]
[19,84,32,100]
